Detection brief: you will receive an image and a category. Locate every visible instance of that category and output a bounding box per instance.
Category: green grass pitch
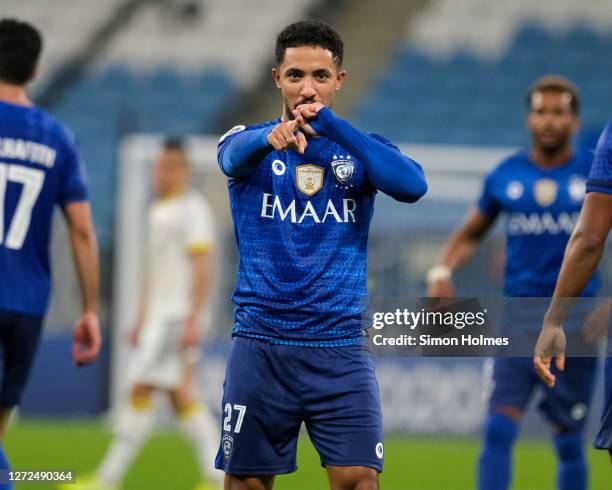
[4,419,610,489]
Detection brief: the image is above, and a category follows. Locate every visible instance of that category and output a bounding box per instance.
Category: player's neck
[0,83,32,107]
[529,144,573,169]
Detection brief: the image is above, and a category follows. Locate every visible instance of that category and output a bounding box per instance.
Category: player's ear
[335,69,346,91]
[272,67,282,89]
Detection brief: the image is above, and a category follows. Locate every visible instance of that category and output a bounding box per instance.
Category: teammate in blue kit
[0,19,101,486]
[535,122,612,461]
[215,20,426,490]
[427,76,600,490]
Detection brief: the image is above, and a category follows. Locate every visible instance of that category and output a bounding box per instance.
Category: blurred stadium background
[1,0,611,488]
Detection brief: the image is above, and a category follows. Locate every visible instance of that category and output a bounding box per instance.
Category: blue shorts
[0,310,43,407]
[214,336,384,475]
[594,354,612,449]
[488,356,597,432]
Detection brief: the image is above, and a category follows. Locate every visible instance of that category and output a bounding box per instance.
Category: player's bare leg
[326,465,379,490]
[0,408,12,438]
[170,361,224,488]
[224,474,274,490]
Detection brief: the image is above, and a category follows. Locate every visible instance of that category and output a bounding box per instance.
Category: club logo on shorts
[571,403,587,421]
[533,179,558,207]
[222,435,234,461]
[296,164,324,196]
[568,175,586,202]
[272,159,286,176]
[375,442,384,459]
[331,155,354,184]
[506,181,524,200]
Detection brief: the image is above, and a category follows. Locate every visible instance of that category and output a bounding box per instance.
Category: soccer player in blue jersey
[215,20,427,490]
[535,122,612,461]
[427,76,599,490]
[0,18,101,485]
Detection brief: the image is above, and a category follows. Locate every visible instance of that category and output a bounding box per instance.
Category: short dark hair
[275,20,343,67]
[526,75,580,114]
[0,19,42,85]
[163,136,186,151]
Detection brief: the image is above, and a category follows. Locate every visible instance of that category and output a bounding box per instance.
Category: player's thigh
[540,356,598,433]
[216,337,302,475]
[224,474,275,490]
[486,357,538,418]
[0,310,43,410]
[169,361,197,411]
[303,345,384,472]
[327,465,378,490]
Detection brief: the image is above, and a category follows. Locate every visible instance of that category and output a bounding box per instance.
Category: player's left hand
[181,314,202,350]
[292,102,325,137]
[73,310,101,366]
[533,320,566,388]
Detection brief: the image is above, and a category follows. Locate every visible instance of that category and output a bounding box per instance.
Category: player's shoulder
[32,105,77,149]
[488,150,529,178]
[597,122,612,148]
[218,119,279,144]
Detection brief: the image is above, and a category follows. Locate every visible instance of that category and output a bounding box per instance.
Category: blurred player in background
[216,20,427,490]
[70,139,222,490]
[0,18,101,488]
[427,76,599,490]
[534,122,612,461]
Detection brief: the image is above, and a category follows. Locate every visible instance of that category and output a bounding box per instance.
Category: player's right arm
[218,118,306,178]
[427,208,497,297]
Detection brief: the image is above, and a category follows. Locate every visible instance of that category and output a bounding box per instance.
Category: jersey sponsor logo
[533,179,558,207]
[568,175,586,202]
[260,193,357,223]
[296,164,324,196]
[507,211,578,236]
[506,181,524,200]
[272,159,286,176]
[331,155,354,184]
[218,125,246,143]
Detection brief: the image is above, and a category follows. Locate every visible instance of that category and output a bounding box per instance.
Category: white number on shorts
[223,403,247,433]
[0,163,45,250]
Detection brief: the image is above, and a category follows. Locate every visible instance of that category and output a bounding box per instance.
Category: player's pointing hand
[267,117,307,154]
[534,319,566,388]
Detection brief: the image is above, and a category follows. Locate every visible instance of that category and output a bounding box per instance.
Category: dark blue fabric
[0,309,43,407]
[215,336,384,474]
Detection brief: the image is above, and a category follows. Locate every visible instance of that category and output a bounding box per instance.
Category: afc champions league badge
[331,155,354,184]
[296,164,324,196]
[222,435,234,462]
[533,178,558,207]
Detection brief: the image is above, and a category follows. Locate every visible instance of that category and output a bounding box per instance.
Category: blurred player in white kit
[69,138,222,490]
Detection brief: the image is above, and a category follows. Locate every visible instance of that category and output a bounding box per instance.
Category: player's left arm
[182,198,215,349]
[534,191,612,386]
[63,201,101,366]
[294,104,427,203]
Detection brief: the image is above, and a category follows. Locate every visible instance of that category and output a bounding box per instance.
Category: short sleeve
[58,128,88,206]
[184,194,214,254]
[586,123,612,195]
[476,171,502,218]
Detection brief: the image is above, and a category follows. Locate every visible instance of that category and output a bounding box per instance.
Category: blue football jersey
[477,149,598,297]
[220,120,399,346]
[0,101,88,316]
[586,122,612,195]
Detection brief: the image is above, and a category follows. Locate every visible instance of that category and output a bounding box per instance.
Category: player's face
[153,149,189,197]
[272,46,346,118]
[527,91,579,152]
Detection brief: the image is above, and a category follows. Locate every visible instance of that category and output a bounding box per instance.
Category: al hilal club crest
[222,435,234,461]
[331,155,354,184]
[533,178,558,207]
[296,164,324,196]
